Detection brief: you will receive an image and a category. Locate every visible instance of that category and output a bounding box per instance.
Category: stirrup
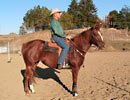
[63,63,70,69]
[57,64,71,70]
[57,64,63,70]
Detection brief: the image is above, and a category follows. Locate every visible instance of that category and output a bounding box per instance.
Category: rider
[50,8,71,69]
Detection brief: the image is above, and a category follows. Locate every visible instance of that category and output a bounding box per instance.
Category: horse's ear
[97,23,100,31]
[93,23,100,31]
[93,24,96,29]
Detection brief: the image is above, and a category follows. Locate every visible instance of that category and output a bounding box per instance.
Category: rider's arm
[50,19,67,38]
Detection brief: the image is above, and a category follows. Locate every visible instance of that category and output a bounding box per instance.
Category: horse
[22,25,105,96]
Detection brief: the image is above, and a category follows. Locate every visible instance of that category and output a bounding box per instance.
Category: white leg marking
[30,84,35,93]
[74,92,78,96]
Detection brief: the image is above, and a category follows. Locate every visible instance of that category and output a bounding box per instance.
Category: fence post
[7,41,11,63]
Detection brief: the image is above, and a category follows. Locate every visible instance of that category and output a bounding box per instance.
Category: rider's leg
[53,35,69,67]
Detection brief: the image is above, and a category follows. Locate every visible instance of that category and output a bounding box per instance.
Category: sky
[0,0,130,35]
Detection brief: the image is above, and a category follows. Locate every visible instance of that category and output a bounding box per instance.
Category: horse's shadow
[21,66,72,94]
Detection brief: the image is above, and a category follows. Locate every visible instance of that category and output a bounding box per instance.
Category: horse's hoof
[31,91,36,94]
[26,93,30,96]
[73,92,78,96]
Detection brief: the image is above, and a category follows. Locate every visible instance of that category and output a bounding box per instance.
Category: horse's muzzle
[99,45,104,49]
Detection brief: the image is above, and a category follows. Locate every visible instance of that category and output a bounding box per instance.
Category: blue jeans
[53,35,69,65]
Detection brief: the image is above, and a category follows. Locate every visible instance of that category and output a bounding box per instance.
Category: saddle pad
[43,42,62,55]
[43,40,73,56]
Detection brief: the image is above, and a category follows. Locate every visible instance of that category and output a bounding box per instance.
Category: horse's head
[90,24,105,49]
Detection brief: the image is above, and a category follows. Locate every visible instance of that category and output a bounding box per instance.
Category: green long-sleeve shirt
[50,18,67,38]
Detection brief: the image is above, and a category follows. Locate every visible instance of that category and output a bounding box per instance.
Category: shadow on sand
[21,66,72,95]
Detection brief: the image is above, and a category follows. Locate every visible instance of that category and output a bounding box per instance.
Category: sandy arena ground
[0,52,130,100]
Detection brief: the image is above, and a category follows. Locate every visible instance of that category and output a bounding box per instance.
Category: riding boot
[57,63,71,70]
[57,64,63,70]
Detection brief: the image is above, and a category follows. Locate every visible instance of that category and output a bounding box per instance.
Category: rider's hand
[64,32,68,35]
[50,37,55,43]
[66,35,72,40]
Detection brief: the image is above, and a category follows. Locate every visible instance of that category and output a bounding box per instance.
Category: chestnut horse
[22,25,105,96]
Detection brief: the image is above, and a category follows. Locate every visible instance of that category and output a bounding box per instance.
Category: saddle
[43,39,73,56]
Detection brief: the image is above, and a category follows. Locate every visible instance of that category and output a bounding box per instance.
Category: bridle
[68,28,104,57]
[69,39,86,57]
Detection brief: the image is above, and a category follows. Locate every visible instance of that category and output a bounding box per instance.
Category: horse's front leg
[72,67,80,96]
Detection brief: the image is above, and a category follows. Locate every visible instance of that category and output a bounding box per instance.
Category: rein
[69,39,86,57]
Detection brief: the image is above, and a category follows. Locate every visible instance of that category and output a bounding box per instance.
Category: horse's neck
[73,31,91,53]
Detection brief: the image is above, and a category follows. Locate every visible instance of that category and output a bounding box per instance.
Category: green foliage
[118,5,130,29]
[78,0,97,27]
[22,1,129,32]
[108,5,130,30]
[60,12,75,29]
[68,0,97,28]
[23,1,97,32]
[19,25,26,35]
[109,10,118,16]
[23,5,51,32]
[108,10,118,27]
[68,0,79,27]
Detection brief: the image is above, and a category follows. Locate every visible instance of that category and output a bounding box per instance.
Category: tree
[60,12,75,29]
[110,5,130,29]
[68,0,79,27]
[23,5,51,32]
[106,5,130,30]
[118,5,130,29]
[78,0,97,27]
[108,10,118,27]
[19,25,26,35]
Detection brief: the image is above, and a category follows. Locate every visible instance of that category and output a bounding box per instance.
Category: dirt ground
[0,51,130,100]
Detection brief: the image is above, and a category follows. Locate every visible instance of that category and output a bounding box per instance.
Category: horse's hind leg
[24,66,35,95]
[29,64,37,93]
[24,66,31,95]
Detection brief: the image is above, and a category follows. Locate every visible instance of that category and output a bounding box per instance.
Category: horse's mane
[72,27,92,41]
[70,27,93,51]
